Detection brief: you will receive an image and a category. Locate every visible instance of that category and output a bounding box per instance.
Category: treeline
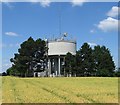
[63,43,119,77]
[6,37,120,77]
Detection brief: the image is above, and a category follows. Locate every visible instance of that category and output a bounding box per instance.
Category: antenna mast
[59,3,61,36]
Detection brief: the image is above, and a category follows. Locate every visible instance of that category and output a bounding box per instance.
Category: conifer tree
[76,43,95,76]
[93,45,115,76]
[10,37,47,77]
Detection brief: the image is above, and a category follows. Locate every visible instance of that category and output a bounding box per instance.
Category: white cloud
[88,42,97,47]
[39,0,51,7]
[30,0,51,7]
[5,32,19,36]
[90,29,96,33]
[97,17,118,32]
[71,0,87,6]
[107,6,120,18]
[3,0,51,8]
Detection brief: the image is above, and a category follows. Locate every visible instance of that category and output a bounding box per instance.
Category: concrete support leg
[54,58,58,76]
[34,72,35,77]
[48,58,51,76]
[58,57,61,76]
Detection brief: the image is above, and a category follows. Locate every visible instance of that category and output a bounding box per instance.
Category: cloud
[71,0,87,6]
[5,32,19,36]
[39,0,51,7]
[97,17,118,32]
[90,29,96,33]
[30,0,51,7]
[107,6,120,18]
[88,42,97,47]
[3,0,51,7]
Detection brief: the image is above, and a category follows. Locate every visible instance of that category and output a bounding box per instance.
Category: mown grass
[2,76,118,103]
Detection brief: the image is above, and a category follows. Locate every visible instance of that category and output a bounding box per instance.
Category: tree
[2,72,7,76]
[34,38,48,72]
[93,46,115,76]
[114,67,120,77]
[10,37,35,77]
[10,37,47,77]
[64,52,76,76]
[76,43,95,76]
[76,50,84,76]
[6,66,18,76]
[6,67,12,75]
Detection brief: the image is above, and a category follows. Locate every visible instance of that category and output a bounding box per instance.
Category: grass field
[2,76,118,103]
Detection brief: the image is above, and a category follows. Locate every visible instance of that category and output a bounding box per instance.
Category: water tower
[46,33,76,76]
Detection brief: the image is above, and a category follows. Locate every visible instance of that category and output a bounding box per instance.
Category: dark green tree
[76,43,95,76]
[6,67,11,75]
[10,37,47,77]
[6,67,13,76]
[64,52,76,76]
[6,66,18,76]
[2,72,7,76]
[114,68,120,77]
[34,38,48,72]
[93,45,115,76]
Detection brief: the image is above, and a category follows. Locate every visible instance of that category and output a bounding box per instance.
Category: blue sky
[1,2,118,72]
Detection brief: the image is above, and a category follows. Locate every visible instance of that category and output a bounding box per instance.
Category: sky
[1,2,119,72]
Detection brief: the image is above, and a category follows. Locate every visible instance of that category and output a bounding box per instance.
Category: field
[1,76,118,103]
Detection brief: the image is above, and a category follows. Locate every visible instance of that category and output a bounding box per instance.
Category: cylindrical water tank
[48,40,76,56]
